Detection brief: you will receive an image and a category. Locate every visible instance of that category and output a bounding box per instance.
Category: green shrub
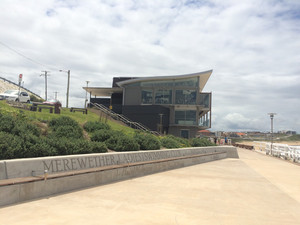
[105,133,139,151]
[105,135,120,150]
[0,113,109,159]
[12,122,41,137]
[160,136,182,149]
[165,135,190,147]
[46,137,107,156]
[134,132,161,150]
[48,116,83,139]
[91,129,114,142]
[0,114,15,133]
[0,132,56,159]
[19,134,56,158]
[190,138,215,147]
[83,121,110,132]
[0,132,22,160]
[49,125,83,139]
[104,130,125,150]
[89,142,107,153]
[48,116,79,131]
[114,136,140,151]
[46,137,74,155]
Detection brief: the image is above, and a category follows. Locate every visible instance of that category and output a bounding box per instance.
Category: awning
[83,87,122,97]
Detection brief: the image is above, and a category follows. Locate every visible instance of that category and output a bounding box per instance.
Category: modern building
[84,70,212,138]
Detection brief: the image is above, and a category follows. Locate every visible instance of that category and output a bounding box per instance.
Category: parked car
[43,99,62,107]
[0,90,30,103]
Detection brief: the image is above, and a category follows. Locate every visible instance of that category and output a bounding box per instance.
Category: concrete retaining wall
[0,146,238,207]
[0,146,238,180]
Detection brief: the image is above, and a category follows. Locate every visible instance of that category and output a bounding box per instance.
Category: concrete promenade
[1,148,300,225]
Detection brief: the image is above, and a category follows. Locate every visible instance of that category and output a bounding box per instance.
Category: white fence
[254,142,300,163]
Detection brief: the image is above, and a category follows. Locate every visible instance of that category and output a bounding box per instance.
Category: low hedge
[106,135,140,151]
[83,121,110,132]
[134,132,161,150]
[48,116,79,131]
[160,136,182,149]
[0,113,108,160]
[91,129,115,142]
[190,138,215,147]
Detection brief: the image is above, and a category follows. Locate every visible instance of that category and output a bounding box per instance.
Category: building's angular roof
[117,70,213,92]
[83,70,213,96]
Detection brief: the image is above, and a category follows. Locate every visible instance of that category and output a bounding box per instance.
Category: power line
[0,40,61,71]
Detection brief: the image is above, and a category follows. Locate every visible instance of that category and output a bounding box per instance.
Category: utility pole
[66,70,70,108]
[18,74,22,102]
[40,71,50,101]
[59,70,70,108]
[54,91,59,101]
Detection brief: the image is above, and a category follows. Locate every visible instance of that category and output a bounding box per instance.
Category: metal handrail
[91,103,160,135]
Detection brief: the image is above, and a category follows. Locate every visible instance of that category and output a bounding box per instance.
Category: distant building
[84,70,213,138]
[236,132,246,137]
[198,130,213,137]
[278,130,297,135]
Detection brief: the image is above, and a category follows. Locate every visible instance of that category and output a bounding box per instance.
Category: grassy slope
[0,101,134,135]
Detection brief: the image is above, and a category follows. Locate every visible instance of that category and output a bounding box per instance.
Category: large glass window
[174,77,198,87]
[141,90,153,104]
[155,89,172,104]
[125,82,140,87]
[175,110,196,125]
[175,90,196,105]
[141,80,173,87]
[199,93,210,107]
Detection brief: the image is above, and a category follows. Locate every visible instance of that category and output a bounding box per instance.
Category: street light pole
[268,113,276,155]
[66,70,70,108]
[85,81,90,108]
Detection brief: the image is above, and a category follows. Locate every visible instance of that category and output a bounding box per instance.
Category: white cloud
[0,0,299,132]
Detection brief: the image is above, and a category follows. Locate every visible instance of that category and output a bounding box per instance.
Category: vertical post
[59,70,70,108]
[268,113,276,155]
[159,114,163,134]
[41,71,50,101]
[45,72,47,101]
[85,81,90,108]
[54,92,58,101]
[66,70,70,108]
[18,74,22,102]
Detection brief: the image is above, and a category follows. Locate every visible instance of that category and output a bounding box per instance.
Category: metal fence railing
[254,141,300,163]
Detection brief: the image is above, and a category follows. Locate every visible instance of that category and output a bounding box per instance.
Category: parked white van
[0,90,30,103]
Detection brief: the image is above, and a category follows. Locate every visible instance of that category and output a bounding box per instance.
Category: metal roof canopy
[83,70,213,96]
[83,87,122,97]
[117,70,213,92]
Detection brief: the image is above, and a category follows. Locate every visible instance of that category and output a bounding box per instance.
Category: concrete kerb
[0,146,238,207]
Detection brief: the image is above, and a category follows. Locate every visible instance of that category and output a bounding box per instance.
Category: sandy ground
[0,148,300,225]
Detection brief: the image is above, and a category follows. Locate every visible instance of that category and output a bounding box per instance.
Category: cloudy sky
[0,0,299,133]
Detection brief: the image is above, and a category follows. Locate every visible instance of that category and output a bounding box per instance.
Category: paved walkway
[1,148,300,225]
